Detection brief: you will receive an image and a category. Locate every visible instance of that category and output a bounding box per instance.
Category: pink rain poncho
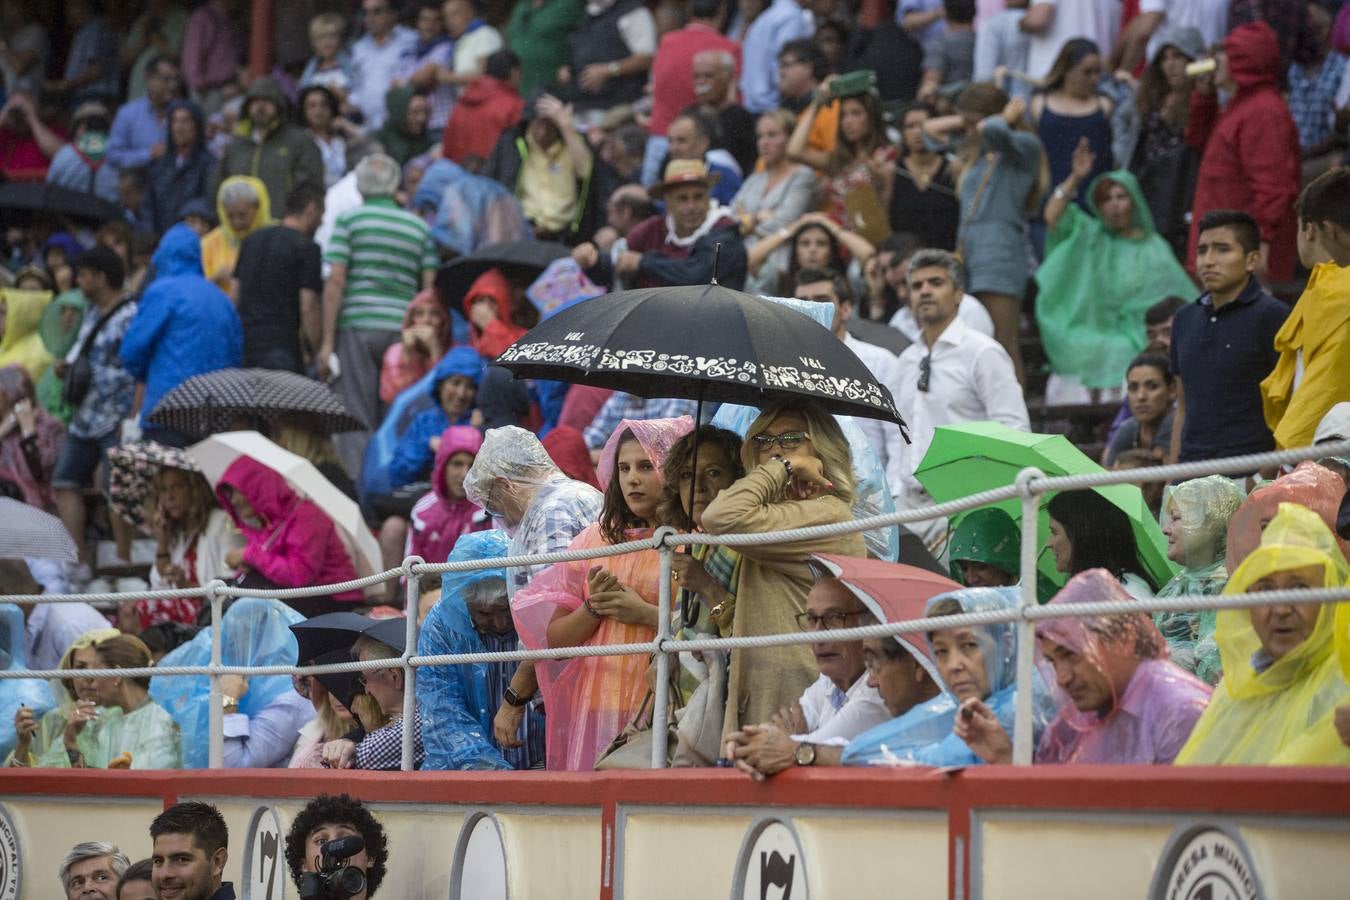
[512,416,693,771]
[1225,462,1350,574]
[408,425,488,564]
[1035,569,1212,765]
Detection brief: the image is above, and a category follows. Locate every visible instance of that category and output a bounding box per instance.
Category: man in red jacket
[442,50,524,171]
[1185,21,1302,283]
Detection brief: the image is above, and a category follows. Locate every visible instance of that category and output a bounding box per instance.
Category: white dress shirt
[791,672,893,747]
[224,690,317,768]
[890,293,995,345]
[843,332,906,491]
[892,317,1030,536]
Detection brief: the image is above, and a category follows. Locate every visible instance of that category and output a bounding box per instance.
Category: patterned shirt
[68,299,139,440]
[481,630,547,769]
[507,479,604,593]
[1288,54,1348,150]
[394,39,457,130]
[355,710,425,770]
[324,197,439,332]
[582,392,699,450]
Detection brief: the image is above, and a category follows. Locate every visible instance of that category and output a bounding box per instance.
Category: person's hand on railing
[723,724,795,781]
[320,738,357,769]
[953,697,1013,765]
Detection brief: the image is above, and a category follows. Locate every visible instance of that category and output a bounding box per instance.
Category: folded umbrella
[106,441,200,530]
[0,498,77,563]
[913,422,1176,591]
[149,368,365,438]
[189,431,382,580]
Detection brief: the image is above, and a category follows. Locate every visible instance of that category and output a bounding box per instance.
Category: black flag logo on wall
[760,850,796,900]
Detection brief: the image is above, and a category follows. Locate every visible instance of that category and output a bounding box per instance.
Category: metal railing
[4,438,1349,771]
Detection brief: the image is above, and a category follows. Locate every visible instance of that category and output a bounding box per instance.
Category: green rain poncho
[1154,476,1246,684]
[1034,169,1197,389]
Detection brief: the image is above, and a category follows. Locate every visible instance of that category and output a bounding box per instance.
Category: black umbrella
[434,239,571,307]
[148,368,366,437]
[846,318,911,356]
[364,616,408,653]
[290,611,378,666]
[496,282,905,427]
[308,648,364,710]
[0,182,122,225]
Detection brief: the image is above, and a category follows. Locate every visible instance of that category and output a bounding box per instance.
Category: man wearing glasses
[892,249,1028,546]
[107,56,182,173]
[722,573,890,778]
[351,0,417,130]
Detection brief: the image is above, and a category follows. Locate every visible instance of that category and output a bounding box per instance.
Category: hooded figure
[145,99,213,235]
[417,529,518,771]
[511,416,693,770]
[35,289,87,423]
[1154,476,1246,683]
[541,425,600,489]
[379,289,452,404]
[408,425,489,564]
[1261,261,1350,451]
[387,346,486,488]
[150,598,312,768]
[442,70,525,166]
[0,288,53,382]
[214,457,362,601]
[200,175,272,289]
[462,268,526,360]
[1035,570,1211,764]
[411,159,530,256]
[119,224,243,429]
[1185,22,1301,282]
[0,603,58,760]
[371,86,439,166]
[1226,462,1350,574]
[1035,169,1197,391]
[1177,503,1350,765]
[212,77,325,214]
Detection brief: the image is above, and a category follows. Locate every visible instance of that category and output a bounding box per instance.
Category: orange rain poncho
[1225,462,1350,574]
[1176,503,1350,765]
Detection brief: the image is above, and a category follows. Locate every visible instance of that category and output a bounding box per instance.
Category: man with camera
[285,794,389,900]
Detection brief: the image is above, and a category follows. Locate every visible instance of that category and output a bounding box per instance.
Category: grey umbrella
[0,499,78,562]
[148,368,366,437]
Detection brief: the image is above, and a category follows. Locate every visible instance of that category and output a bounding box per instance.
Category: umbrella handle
[711,243,721,286]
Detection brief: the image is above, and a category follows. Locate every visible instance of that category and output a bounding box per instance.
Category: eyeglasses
[795,609,863,631]
[752,430,810,451]
[917,354,932,393]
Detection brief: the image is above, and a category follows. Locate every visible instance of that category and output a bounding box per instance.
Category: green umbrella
[913,422,1177,593]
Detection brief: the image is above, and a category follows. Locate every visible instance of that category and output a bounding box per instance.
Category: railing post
[401,557,424,772]
[651,529,676,769]
[1012,469,1043,766]
[206,580,225,770]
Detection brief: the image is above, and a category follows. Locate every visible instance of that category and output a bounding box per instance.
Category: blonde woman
[700,398,865,737]
[9,627,120,768]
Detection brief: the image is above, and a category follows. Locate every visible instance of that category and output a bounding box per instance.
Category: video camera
[298,835,367,900]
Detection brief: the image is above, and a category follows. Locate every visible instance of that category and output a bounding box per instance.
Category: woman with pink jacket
[215,457,362,616]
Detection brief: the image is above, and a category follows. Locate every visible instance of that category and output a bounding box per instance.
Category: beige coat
[701,462,866,736]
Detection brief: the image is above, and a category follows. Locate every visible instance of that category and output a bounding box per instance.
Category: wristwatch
[794,742,817,767]
[222,695,240,714]
[503,686,532,708]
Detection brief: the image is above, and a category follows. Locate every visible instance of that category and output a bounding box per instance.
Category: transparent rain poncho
[0,604,57,760]
[150,597,305,768]
[511,418,690,770]
[1155,476,1246,683]
[1034,569,1211,764]
[1176,503,1350,765]
[1226,462,1350,574]
[5,626,118,767]
[417,529,512,771]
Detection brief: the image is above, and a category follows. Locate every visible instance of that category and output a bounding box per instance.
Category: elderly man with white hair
[464,425,604,757]
[60,841,130,900]
[691,48,756,177]
[318,152,441,476]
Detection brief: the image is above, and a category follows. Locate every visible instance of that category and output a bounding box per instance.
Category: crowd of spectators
[0,0,1349,783]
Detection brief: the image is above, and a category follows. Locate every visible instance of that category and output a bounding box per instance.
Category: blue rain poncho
[0,604,57,759]
[846,588,1055,767]
[150,597,305,768]
[412,159,530,256]
[417,530,512,771]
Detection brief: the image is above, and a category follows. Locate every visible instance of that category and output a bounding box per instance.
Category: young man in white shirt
[893,249,1030,544]
[793,266,906,490]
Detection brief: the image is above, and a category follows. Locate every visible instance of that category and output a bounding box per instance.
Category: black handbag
[61,298,131,409]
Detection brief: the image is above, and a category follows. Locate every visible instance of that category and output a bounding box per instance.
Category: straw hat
[648,159,720,199]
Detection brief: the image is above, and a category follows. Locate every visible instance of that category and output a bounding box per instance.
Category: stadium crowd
[0,0,1349,809]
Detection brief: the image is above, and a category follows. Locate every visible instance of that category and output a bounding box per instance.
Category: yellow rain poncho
[1261,262,1350,450]
[0,288,54,382]
[199,174,271,289]
[1176,503,1350,766]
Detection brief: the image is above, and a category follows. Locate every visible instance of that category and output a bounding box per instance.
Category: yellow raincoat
[0,288,54,382]
[199,174,272,290]
[1176,503,1350,766]
[1261,262,1350,450]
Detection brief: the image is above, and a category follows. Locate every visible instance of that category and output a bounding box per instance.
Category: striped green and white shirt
[324,197,439,331]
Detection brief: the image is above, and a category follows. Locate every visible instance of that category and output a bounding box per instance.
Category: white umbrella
[0,499,78,563]
[189,431,382,584]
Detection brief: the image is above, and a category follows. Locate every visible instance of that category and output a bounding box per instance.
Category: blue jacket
[121,224,243,426]
[388,347,484,488]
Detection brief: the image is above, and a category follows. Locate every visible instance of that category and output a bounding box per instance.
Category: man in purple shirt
[181,0,242,112]
[107,55,181,173]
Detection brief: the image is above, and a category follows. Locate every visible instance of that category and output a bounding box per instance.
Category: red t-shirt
[648,23,743,136]
[0,124,61,182]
